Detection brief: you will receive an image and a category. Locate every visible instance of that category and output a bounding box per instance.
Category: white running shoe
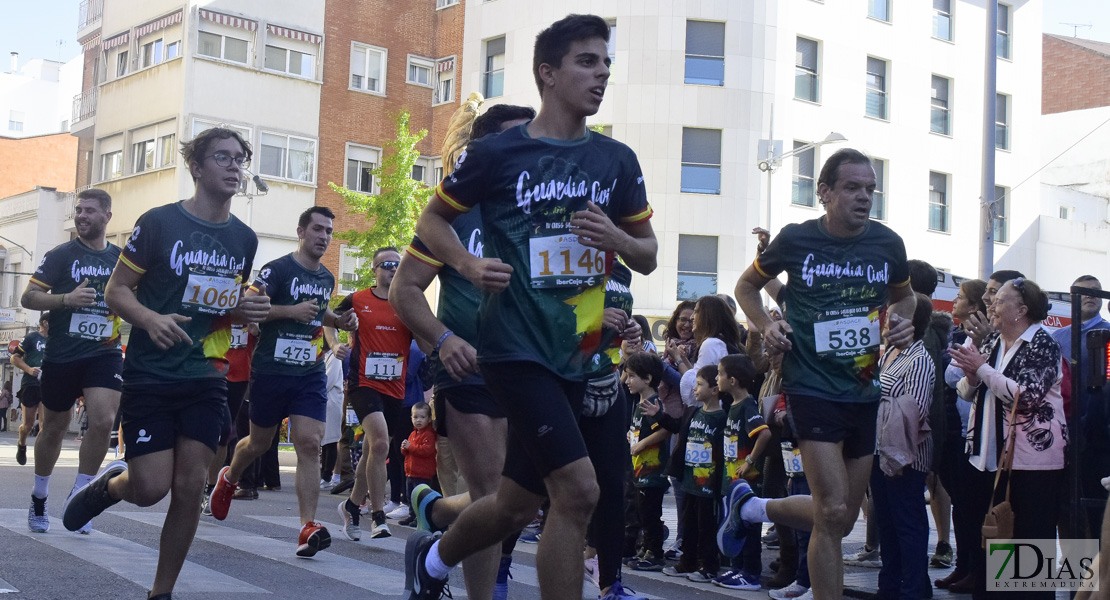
[386,504,410,520]
[769,580,810,599]
[584,555,599,589]
[382,500,401,514]
[28,495,49,533]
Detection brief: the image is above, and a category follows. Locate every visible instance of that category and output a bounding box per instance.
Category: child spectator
[714,354,771,590]
[625,352,670,572]
[652,364,726,582]
[399,402,437,527]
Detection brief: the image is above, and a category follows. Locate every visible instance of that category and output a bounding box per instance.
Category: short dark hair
[77,188,112,211]
[988,269,1024,285]
[298,206,335,229]
[1074,275,1101,286]
[908,260,939,296]
[817,148,873,198]
[626,352,663,390]
[719,354,760,397]
[1011,278,1051,322]
[39,312,49,324]
[665,300,696,340]
[180,127,252,181]
[373,246,399,264]
[411,402,431,416]
[532,14,610,97]
[912,293,934,341]
[472,104,536,139]
[696,364,719,388]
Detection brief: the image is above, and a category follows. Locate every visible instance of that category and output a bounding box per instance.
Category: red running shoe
[208,466,237,521]
[297,521,332,558]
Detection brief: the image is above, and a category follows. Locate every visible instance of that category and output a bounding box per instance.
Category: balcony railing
[78,0,104,31]
[72,89,98,126]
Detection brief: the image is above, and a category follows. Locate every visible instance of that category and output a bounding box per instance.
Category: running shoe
[662,564,696,577]
[16,444,26,465]
[718,479,755,558]
[584,555,599,588]
[28,495,49,533]
[387,504,411,520]
[63,459,125,532]
[630,551,665,572]
[492,554,512,600]
[600,580,648,600]
[339,499,361,541]
[519,528,541,544]
[411,483,441,532]
[370,511,391,539]
[686,569,714,583]
[663,540,682,561]
[622,548,645,568]
[201,484,213,516]
[404,530,449,599]
[64,484,94,534]
[769,580,811,599]
[931,541,954,568]
[383,499,402,514]
[843,546,882,567]
[713,570,760,590]
[207,466,237,521]
[296,521,332,558]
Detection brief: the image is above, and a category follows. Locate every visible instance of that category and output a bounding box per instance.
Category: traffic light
[1086,329,1110,387]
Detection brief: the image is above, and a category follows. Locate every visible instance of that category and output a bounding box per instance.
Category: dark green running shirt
[249,254,334,376]
[14,331,46,389]
[30,240,123,363]
[753,218,910,403]
[119,202,257,384]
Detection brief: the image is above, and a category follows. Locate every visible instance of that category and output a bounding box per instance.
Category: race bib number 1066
[181,274,240,311]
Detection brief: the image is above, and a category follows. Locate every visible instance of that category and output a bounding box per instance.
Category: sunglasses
[374,261,399,271]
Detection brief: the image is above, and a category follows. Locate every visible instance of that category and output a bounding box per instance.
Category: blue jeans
[870,457,930,600]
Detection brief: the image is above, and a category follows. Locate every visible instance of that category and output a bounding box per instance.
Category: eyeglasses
[677,317,694,324]
[374,261,399,271]
[208,152,251,169]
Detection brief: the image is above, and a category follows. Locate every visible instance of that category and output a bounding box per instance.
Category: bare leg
[33,407,70,477]
[78,387,120,476]
[349,412,388,512]
[438,478,546,564]
[225,422,279,484]
[290,415,324,524]
[926,472,951,546]
[151,438,215,595]
[207,444,228,485]
[17,404,38,446]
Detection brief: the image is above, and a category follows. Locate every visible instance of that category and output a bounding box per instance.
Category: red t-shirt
[402,427,438,479]
[338,288,413,399]
[226,325,257,383]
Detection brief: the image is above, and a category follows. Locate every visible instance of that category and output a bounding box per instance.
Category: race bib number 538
[813,314,879,356]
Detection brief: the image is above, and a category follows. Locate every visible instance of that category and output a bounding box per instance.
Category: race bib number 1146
[528,234,606,289]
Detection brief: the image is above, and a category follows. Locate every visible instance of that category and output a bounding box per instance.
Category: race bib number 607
[813,315,879,356]
[69,313,111,340]
[181,274,240,311]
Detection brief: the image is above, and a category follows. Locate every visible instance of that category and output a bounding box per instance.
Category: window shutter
[681,128,722,165]
[796,38,817,70]
[686,21,725,57]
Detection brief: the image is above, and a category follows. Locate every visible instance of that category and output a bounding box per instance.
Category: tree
[330,111,431,292]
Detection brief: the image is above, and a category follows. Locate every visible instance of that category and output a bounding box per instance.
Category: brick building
[315,0,465,290]
[0,133,78,198]
[1043,34,1110,115]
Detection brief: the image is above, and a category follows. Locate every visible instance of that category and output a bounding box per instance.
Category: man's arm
[10,353,37,377]
[105,264,192,351]
[21,280,96,311]
[570,202,657,275]
[415,198,511,292]
[885,283,917,350]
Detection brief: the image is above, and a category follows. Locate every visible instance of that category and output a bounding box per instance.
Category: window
[7,110,23,132]
[260,132,316,183]
[101,151,123,180]
[434,58,455,105]
[680,128,721,195]
[933,0,953,41]
[795,37,819,102]
[412,163,426,183]
[677,235,718,301]
[685,21,725,86]
[198,31,248,64]
[132,137,155,173]
[436,0,459,7]
[350,43,386,94]
[407,56,433,86]
[345,144,379,193]
[930,75,951,135]
[865,57,888,119]
[192,118,251,141]
[996,4,1011,60]
[141,37,163,68]
[1059,206,1072,220]
[483,37,505,98]
[871,158,886,219]
[791,141,816,206]
[159,134,175,167]
[130,121,177,174]
[166,41,180,60]
[993,186,1008,243]
[868,0,890,22]
[265,45,314,78]
[606,19,616,64]
[116,50,128,77]
[339,246,368,295]
[928,171,948,232]
[996,93,1009,150]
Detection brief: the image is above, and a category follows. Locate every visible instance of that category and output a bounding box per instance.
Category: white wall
[0,57,81,138]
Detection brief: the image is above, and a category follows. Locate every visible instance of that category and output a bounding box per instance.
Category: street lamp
[757,131,847,231]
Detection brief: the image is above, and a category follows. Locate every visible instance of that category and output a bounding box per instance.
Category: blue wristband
[435,330,454,351]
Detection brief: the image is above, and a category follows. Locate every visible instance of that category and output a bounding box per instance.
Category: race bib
[528,233,606,289]
[684,441,712,465]
[346,408,359,426]
[365,353,403,380]
[782,443,804,475]
[275,337,315,364]
[813,313,879,356]
[181,274,240,311]
[69,313,111,340]
[230,326,248,349]
[723,436,738,460]
[628,429,640,446]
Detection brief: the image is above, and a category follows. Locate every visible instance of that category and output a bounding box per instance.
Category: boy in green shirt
[624,352,669,572]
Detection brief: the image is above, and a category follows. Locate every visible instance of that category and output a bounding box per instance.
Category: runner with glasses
[336,247,414,541]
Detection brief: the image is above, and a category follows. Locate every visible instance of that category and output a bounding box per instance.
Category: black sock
[372,510,386,524]
[345,499,361,525]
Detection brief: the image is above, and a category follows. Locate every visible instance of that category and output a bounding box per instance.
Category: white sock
[424,540,452,580]
[740,496,769,523]
[74,473,95,491]
[33,475,50,499]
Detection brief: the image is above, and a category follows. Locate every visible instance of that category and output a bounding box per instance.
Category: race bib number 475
[528,234,606,289]
[813,313,879,357]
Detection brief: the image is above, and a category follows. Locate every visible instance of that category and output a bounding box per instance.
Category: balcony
[77,0,103,39]
[71,89,97,134]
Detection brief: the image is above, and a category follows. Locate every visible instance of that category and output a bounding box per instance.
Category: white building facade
[0,55,82,138]
[459,0,1043,326]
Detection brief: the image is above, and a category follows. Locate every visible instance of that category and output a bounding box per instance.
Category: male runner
[63,127,270,600]
[337,247,414,541]
[208,206,358,558]
[734,148,915,600]
[391,103,535,599]
[404,14,657,600]
[19,188,123,534]
[11,314,47,470]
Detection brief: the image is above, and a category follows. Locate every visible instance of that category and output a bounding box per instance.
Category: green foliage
[330,111,431,292]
